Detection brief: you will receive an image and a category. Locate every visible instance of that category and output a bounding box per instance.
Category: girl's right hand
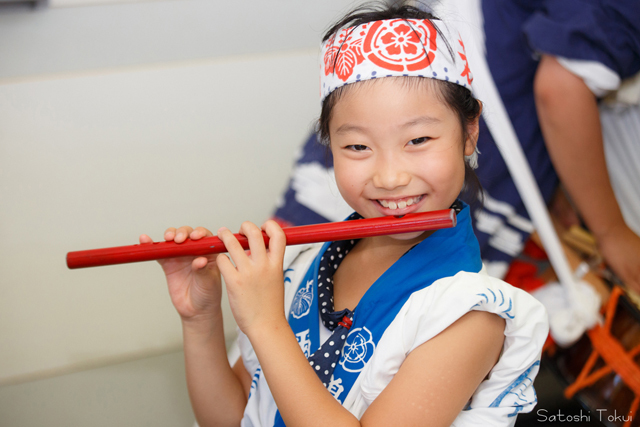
[139,226,223,321]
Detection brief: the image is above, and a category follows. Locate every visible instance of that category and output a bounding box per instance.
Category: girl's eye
[408,137,430,146]
[346,144,369,151]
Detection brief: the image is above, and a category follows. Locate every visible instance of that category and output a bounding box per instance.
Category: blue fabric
[306,221,359,387]
[473,0,558,262]
[522,0,640,78]
[273,205,482,426]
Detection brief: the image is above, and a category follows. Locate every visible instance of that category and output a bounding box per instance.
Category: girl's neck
[357,229,435,260]
[331,230,434,312]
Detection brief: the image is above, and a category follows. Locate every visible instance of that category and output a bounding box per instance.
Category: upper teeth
[379,196,422,210]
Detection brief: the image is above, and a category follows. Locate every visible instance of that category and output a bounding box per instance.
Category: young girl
[140,3,548,426]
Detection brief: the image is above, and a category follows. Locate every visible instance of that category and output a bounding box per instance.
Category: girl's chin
[387,230,428,241]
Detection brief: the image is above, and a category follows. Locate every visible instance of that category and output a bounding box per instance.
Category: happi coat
[237,207,549,426]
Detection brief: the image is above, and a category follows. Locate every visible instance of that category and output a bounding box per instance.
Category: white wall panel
[0,351,195,426]
[0,48,320,383]
[0,0,367,80]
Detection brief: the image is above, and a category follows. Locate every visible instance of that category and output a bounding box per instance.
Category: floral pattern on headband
[363,19,437,73]
[324,19,438,82]
[324,25,368,82]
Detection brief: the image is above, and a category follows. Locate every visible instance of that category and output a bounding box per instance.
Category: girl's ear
[464,100,483,156]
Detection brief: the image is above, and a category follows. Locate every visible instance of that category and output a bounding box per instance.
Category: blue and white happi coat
[237,208,548,426]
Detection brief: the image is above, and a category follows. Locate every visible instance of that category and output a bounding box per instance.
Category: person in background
[475,0,640,290]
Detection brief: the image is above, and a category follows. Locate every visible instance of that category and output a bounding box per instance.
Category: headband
[320,18,474,102]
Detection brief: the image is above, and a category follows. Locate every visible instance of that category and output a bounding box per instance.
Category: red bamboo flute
[66,209,456,269]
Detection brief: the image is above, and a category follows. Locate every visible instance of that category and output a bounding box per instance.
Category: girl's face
[329,79,478,233]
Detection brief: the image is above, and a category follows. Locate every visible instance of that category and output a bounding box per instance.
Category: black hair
[317,1,483,205]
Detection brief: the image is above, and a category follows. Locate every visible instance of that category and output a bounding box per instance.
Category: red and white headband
[320,18,474,102]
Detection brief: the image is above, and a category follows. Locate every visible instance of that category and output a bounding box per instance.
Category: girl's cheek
[334,158,357,184]
[333,166,352,193]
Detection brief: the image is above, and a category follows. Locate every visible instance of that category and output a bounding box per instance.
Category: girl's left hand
[216,220,287,336]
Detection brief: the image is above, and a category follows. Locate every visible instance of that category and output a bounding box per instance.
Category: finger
[191,256,209,271]
[139,234,153,244]
[174,226,194,243]
[164,227,177,242]
[216,253,238,283]
[190,227,214,240]
[262,220,286,262]
[218,227,250,269]
[240,221,267,261]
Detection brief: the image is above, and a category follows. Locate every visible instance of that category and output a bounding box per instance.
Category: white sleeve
[556,56,621,97]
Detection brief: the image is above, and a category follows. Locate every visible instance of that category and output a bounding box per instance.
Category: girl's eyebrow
[335,115,442,135]
[401,115,442,128]
[334,123,367,135]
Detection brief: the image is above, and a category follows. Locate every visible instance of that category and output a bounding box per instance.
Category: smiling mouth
[377,195,424,210]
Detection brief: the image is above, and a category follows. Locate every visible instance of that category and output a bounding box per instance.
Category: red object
[503,260,546,293]
[66,209,456,269]
[338,316,353,329]
[523,238,548,261]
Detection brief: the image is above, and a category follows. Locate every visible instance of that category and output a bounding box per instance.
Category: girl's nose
[372,159,411,190]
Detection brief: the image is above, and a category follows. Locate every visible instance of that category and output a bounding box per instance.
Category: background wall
[0,0,368,425]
